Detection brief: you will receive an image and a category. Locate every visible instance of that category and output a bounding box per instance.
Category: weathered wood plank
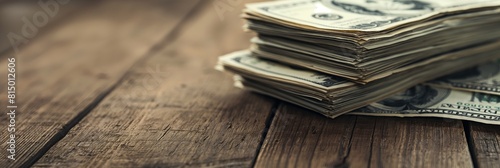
[255,104,473,168]
[34,0,275,167]
[254,103,356,168]
[0,1,200,167]
[0,0,90,55]
[359,117,472,168]
[468,123,500,167]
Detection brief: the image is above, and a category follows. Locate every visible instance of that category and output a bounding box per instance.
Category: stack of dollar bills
[217,0,500,125]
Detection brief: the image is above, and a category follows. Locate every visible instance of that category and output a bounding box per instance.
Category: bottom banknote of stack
[217,51,500,125]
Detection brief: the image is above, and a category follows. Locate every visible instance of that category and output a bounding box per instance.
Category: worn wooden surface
[0,0,497,167]
[34,0,276,167]
[254,104,357,168]
[0,0,201,167]
[469,123,500,167]
[254,103,473,168]
[0,1,90,55]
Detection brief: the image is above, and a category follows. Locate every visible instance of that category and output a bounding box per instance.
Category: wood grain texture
[0,0,91,55]
[255,103,474,168]
[358,117,472,168]
[468,123,500,167]
[34,0,274,167]
[254,103,357,168]
[3,0,496,167]
[0,1,200,167]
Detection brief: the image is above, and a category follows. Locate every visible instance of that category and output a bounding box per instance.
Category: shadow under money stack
[217,0,500,124]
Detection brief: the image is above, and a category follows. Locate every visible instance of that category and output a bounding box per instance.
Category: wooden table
[0,1,499,167]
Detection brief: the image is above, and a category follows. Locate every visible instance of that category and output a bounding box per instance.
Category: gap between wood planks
[33,0,275,166]
[8,0,498,167]
[19,1,208,167]
[464,121,480,168]
[250,101,281,167]
[253,101,474,167]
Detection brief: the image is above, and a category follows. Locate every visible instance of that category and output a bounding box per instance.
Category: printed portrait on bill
[362,85,451,111]
[321,0,437,16]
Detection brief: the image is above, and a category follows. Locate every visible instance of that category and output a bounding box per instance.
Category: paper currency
[427,60,500,95]
[217,47,500,119]
[238,76,500,125]
[352,86,500,125]
[246,0,500,31]
[216,0,500,125]
[244,0,500,83]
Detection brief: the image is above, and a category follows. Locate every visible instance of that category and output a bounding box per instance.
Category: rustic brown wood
[255,103,474,168]
[34,0,275,167]
[0,1,200,167]
[468,123,500,167]
[1,0,497,167]
[359,117,472,168]
[254,103,357,168]
[0,0,91,55]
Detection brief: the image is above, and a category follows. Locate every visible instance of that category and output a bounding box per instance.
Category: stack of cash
[217,0,500,125]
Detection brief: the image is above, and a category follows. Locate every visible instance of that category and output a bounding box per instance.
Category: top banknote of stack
[244,0,500,83]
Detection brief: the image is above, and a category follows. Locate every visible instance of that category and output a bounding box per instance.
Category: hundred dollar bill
[217,47,500,118]
[245,0,500,32]
[351,86,500,125]
[237,77,500,125]
[426,60,500,96]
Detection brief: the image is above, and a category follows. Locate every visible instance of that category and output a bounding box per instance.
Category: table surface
[0,0,499,167]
